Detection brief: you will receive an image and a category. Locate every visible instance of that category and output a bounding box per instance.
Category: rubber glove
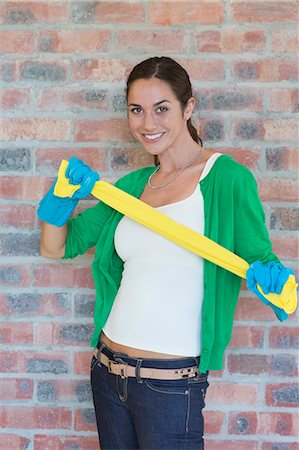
[246,261,294,321]
[37,157,99,227]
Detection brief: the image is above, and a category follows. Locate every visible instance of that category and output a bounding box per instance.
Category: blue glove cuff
[37,180,79,227]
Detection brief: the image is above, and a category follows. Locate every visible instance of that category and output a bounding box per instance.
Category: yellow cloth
[54,159,297,315]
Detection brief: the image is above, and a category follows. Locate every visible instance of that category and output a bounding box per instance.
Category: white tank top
[103,153,222,356]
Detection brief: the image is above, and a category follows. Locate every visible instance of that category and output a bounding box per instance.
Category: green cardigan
[64,155,278,373]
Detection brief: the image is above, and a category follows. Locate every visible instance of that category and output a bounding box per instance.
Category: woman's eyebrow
[128,100,171,107]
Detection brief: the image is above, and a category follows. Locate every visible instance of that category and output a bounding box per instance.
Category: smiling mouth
[142,132,164,141]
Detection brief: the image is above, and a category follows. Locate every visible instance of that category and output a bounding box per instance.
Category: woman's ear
[183,97,196,120]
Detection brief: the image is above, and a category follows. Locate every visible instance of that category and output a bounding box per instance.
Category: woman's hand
[37,157,100,227]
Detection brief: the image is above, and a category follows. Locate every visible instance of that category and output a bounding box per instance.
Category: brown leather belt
[95,351,199,380]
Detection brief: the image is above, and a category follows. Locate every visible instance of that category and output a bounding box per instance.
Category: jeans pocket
[144,378,189,395]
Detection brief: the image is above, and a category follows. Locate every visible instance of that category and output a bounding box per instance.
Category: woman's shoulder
[213,153,255,182]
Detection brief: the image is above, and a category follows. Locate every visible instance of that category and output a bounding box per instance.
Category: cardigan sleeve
[64,200,114,259]
[233,166,280,265]
[63,171,138,259]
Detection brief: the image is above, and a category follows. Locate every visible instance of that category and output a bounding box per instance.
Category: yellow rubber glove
[54,160,297,315]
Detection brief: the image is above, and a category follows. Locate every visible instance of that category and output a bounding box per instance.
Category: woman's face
[127,77,193,158]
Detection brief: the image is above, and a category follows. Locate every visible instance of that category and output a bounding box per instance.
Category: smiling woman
[37,56,294,450]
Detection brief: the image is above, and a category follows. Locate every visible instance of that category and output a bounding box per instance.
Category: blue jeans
[90,341,209,450]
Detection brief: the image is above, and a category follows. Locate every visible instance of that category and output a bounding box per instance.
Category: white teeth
[144,133,163,140]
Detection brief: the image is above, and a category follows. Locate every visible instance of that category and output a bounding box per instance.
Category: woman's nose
[143,112,156,130]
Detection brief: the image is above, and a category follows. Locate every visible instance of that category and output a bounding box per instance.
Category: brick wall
[0,1,298,449]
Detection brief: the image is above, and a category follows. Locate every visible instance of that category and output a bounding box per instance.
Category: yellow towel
[54,160,297,315]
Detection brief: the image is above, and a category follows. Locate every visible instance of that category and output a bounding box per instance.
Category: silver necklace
[148,148,203,190]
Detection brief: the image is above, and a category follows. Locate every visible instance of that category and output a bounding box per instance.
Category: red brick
[34,264,94,288]
[73,58,132,82]
[207,369,223,378]
[206,441,258,450]
[0,204,35,228]
[0,435,31,450]
[35,147,108,175]
[36,378,91,403]
[195,31,221,52]
[228,353,298,377]
[257,412,298,436]
[95,2,145,23]
[270,207,299,231]
[111,147,155,171]
[228,411,257,434]
[34,435,100,450]
[74,351,92,375]
[0,118,70,141]
[196,29,266,53]
[272,29,299,52]
[179,58,225,81]
[18,59,69,82]
[265,383,299,407]
[0,176,53,200]
[258,178,299,202]
[0,322,33,344]
[75,119,133,143]
[0,350,70,373]
[262,443,299,450]
[0,406,72,429]
[0,2,68,24]
[0,30,34,53]
[228,412,298,436]
[0,264,31,287]
[0,292,71,317]
[233,58,298,83]
[233,59,280,82]
[37,88,109,111]
[0,88,30,110]
[265,147,299,171]
[232,118,264,141]
[264,119,298,142]
[116,30,187,53]
[74,408,97,431]
[272,236,299,260]
[206,382,258,405]
[269,88,298,112]
[0,378,33,400]
[232,1,298,23]
[203,411,224,434]
[149,1,224,25]
[279,58,299,81]
[235,296,282,321]
[35,323,93,346]
[0,61,17,83]
[38,30,111,53]
[196,87,263,111]
[229,326,264,348]
[269,327,299,349]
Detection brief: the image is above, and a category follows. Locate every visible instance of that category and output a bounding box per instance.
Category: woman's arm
[40,222,68,259]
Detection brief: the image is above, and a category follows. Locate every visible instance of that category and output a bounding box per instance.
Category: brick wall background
[0,1,298,449]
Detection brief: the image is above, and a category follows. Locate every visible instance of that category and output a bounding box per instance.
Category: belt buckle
[108,360,127,378]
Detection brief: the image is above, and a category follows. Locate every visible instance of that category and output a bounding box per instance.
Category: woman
[38,57,290,449]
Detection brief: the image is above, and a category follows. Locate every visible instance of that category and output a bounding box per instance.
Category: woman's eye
[130,107,142,114]
[157,106,168,113]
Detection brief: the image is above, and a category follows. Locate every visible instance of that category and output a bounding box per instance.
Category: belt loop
[96,342,105,367]
[135,359,143,384]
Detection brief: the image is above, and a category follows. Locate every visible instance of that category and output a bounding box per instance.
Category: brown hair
[126,56,202,165]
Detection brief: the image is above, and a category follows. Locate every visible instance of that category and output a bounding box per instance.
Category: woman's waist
[98,332,199,365]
